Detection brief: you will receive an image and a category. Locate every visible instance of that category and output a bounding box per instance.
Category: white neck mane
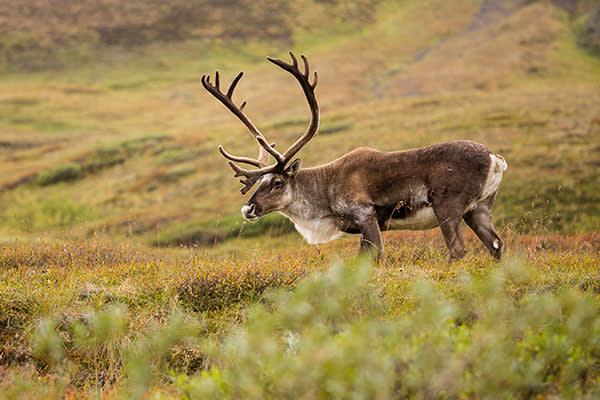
[279,211,342,244]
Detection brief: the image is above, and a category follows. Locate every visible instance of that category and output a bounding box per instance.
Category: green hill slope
[0,0,599,248]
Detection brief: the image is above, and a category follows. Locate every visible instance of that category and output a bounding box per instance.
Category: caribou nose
[241,204,256,220]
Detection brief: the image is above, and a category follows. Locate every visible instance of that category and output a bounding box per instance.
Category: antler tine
[228,161,267,177]
[311,71,318,90]
[289,51,298,68]
[300,54,309,78]
[219,145,265,168]
[299,55,318,88]
[226,72,243,99]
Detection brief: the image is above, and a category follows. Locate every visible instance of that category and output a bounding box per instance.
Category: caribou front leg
[356,213,383,262]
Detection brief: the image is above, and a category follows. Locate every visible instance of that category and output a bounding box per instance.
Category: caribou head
[201,52,318,221]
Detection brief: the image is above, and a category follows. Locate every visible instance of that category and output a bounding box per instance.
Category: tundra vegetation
[0,0,599,398]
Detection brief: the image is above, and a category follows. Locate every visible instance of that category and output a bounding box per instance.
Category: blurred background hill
[1,0,599,71]
[0,0,599,250]
[0,0,378,70]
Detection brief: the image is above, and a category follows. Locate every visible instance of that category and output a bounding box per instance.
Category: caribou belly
[387,207,439,230]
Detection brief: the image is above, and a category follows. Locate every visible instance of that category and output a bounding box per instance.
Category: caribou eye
[272,180,283,190]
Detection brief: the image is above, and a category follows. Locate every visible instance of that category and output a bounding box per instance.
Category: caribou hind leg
[463,193,504,260]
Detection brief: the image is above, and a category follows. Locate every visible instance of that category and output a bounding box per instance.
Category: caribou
[201,52,507,261]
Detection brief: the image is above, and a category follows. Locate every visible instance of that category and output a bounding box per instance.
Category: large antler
[267,52,319,163]
[202,51,319,194]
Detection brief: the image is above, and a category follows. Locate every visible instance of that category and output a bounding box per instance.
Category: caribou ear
[285,158,302,176]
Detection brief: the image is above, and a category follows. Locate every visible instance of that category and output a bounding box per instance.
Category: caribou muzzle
[241,203,261,222]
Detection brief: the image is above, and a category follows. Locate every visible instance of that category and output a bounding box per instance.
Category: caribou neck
[282,167,333,220]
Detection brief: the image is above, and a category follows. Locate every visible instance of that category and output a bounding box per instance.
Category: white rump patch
[387,207,439,230]
[280,212,343,244]
[481,154,507,201]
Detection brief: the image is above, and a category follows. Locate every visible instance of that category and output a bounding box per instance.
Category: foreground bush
[175,259,600,399]
[7,257,597,399]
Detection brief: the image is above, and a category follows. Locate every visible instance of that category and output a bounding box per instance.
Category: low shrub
[181,260,600,399]
[156,165,195,182]
[85,144,126,171]
[37,163,82,186]
[178,257,313,311]
[157,148,199,165]
[84,135,168,172]
[580,6,600,55]
[19,257,600,398]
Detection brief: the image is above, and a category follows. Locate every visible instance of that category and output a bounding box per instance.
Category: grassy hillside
[0,0,599,250]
